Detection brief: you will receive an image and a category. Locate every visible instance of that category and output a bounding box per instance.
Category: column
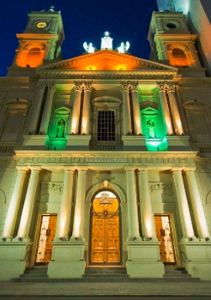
[131,82,142,135]
[172,169,195,240]
[2,167,28,240]
[57,168,75,240]
[39,84,56,134]
[125,168,141,241]
[166,84,184,135]
[121,82,132,135]
[28,84,46,134]
[157,83,174,135]
[81,82,92,134]
[71,168,87,240]
[17,167,41,241]
[70,82,83,134]
[185,169,210,240]
[138,169,157,240]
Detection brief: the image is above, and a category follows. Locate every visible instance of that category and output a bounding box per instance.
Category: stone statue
[56,119,65,138]
[147,119,155,138]
[117,42,130,53]
[83,42,95,53]
[101,31,113,50]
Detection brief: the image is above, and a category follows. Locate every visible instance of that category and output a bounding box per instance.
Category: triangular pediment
[38,50,177,73]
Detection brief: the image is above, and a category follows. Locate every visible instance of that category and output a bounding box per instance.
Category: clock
[36,22,48,29]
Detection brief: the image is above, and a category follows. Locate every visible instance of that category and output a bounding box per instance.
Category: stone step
[85,268,127,274]
[163,267,200,282]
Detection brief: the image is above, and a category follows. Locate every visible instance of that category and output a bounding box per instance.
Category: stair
[163,267,200,282]
[11,266,200,283]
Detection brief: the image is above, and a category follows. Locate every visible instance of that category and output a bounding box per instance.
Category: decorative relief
[157,82,176,93]
[41,182,63,195]
[149,182,173,195]
[85,157,128,163]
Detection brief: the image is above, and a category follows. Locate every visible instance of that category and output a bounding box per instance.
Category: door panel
[155,215,176,264]
[36,215,57,264]
[91,196,120,264]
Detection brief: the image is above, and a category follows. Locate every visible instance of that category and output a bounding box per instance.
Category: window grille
[97,111,115,141]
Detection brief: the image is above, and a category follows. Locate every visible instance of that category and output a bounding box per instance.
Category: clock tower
[12,6,64,68]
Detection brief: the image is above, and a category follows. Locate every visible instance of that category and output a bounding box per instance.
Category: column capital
[77,167,88,172]
[47,83,56,92]
[130,82,139,92]
[125,167,136,172]
[63,167,76,172]
[37,83,46,90]
[83,81,92,92]
[29,166,42,172]
[166,83,176,94]
[137,167,148,173]
[16,166,29,172]
[171,168,183,173]
[74,81,84,92]
[183,167,196,173]
[157,82,166,92]
[121,81,130,92]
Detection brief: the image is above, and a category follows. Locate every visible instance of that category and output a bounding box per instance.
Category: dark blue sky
[0,0,158,76]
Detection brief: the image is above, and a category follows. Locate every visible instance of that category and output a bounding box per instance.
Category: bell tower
[12,6,64,68]
[148,10,202,72]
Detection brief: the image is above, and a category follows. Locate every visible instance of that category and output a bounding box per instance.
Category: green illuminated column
[2,167,28,240]
[131,82,142,135]
[157,82,173,135]
[121,82,132,135]
[70,82,83,134]
[28,84,45,134]
[125,167,141,241]
[71,168,87,241]
[184,168,210,240]
[39,84,56,134]
[172,168,195,241]
[137,168,157,240]
[81,82,92,134]
[17,167,41,241]
[166,83,184,135]
[56,168,75,240]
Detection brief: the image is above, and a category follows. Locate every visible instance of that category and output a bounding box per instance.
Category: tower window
[97,111,115,141]
[172,48,189,67]
[25,47,44,68]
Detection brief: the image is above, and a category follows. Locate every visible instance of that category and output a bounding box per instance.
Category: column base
[66,135,91,150]
[48,241,86,279]
[0,241,31,280]
[126,241,164,278]
[179,241,211,280]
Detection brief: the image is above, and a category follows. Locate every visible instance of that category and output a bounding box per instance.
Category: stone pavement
[0,281,211,298]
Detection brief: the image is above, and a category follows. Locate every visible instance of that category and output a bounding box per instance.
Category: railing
[0,145,14,154]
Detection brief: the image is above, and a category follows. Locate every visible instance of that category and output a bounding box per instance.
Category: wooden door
[155,215,176,264]
[36,215,57,264]
[91,197,120,264]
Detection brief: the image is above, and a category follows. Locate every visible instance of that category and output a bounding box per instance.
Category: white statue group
[83,31,130,54]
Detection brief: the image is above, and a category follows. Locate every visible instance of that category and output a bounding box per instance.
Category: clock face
[36,22,47,29]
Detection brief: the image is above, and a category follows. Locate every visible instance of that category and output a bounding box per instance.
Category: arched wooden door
[91,191,120,264]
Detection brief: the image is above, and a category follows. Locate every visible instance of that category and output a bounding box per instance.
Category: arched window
[172,48,189,67]
[25,47,44,67]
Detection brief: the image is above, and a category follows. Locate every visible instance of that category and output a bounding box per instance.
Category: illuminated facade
[0,6,211,281]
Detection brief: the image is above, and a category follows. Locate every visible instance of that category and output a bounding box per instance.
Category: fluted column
[125,168,141,241]
[28,84,46,134]
[71,168,87,241]
[17,167,41,241]
[166,84,184,135]
[131,82,142,135]
[57,168,75,240]
[172,169,195,241]
[138,169,157,240]
[81,82,92,134]
[184,169,210,240]
[39,84,56,134]
[70,82,83,134]
[2,167,28,240]
[121,82,132,135]
[157,83,174,135]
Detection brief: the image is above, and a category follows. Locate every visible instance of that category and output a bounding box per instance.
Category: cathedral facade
[0,6,211,281]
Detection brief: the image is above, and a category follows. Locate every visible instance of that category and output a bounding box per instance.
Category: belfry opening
[90,191,121,265]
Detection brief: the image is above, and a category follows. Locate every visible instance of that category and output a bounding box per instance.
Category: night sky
[0,0,158,76]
